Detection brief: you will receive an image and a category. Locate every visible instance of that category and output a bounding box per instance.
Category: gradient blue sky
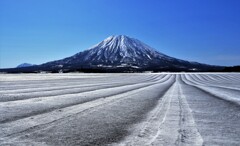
[1,0,240,68]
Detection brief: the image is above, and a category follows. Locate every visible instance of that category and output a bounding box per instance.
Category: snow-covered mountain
[79,35,168,65]
[40,35,216,71]
[1,35,223,73]
[16,63,35,68]
[56,35,174,67]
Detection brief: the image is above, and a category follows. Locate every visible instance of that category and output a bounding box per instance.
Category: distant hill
[0,35,224,73]
[222,66,240,72]
[16,63,35,68]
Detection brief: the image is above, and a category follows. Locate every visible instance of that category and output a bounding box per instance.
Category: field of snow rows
[0,73,240,146]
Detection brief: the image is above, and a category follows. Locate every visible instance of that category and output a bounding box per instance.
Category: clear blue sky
[1,0,240,68]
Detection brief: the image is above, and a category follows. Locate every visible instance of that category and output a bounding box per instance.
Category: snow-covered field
[0,73,240,146]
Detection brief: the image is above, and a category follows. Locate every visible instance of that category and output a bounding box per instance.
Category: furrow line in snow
[0,74,162,93]
[0,75,173,124]
[148,76,203,146]
[114,75,203,146]
[195,74,236,84]
[186,74,240,91]
[224,74,240,81]
[181,74,240,106]
[0,75,167,102]
[177,77,203,146]
[212,74,239,82]
[0,75,175,143]
[179,75,240,145]
[118,81,176,146]
[0,74,159,90]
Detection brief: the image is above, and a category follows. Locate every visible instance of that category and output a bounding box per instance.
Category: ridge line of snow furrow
[195,74,214,82]
[147,82,174,145]
[224,74,240,81]
[204,74,220,81]
[191,74,207,82]
[114,75,203,146]
[136,76,176,140]
[0,78,105,87]
[0,75,167,102]
[178,76,203,146]
[0,75,170,103]
[0,75,159,91]
[181,74,240,106]
[200,74,237,84]
[0,74,118,84]
[213,74,239,82]
[0,74,158,87]
[208,74,240,83]
[148,76,203,146]
[221,75,240,83]
[179,74,240,146]
[0,74,163,94]
[120,81,176,145]
[224,74,240,82]
[190,74,240,91]
[0,75,173,124]
[176,84,184,146]
[193,74,220,83]
[187,74,240,91]
[0,76,174,140]
[189,74,217,85]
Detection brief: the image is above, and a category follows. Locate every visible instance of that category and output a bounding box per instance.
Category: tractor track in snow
[114,75,203,146]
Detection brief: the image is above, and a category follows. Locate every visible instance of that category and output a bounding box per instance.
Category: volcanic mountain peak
[89,35,158,53]
[79,35,171,65]
[2,35,223,73]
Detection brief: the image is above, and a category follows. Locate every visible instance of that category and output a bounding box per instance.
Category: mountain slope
[0,35,223,73]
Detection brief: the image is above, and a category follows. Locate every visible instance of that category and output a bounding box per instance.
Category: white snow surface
[0,73,240,146]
